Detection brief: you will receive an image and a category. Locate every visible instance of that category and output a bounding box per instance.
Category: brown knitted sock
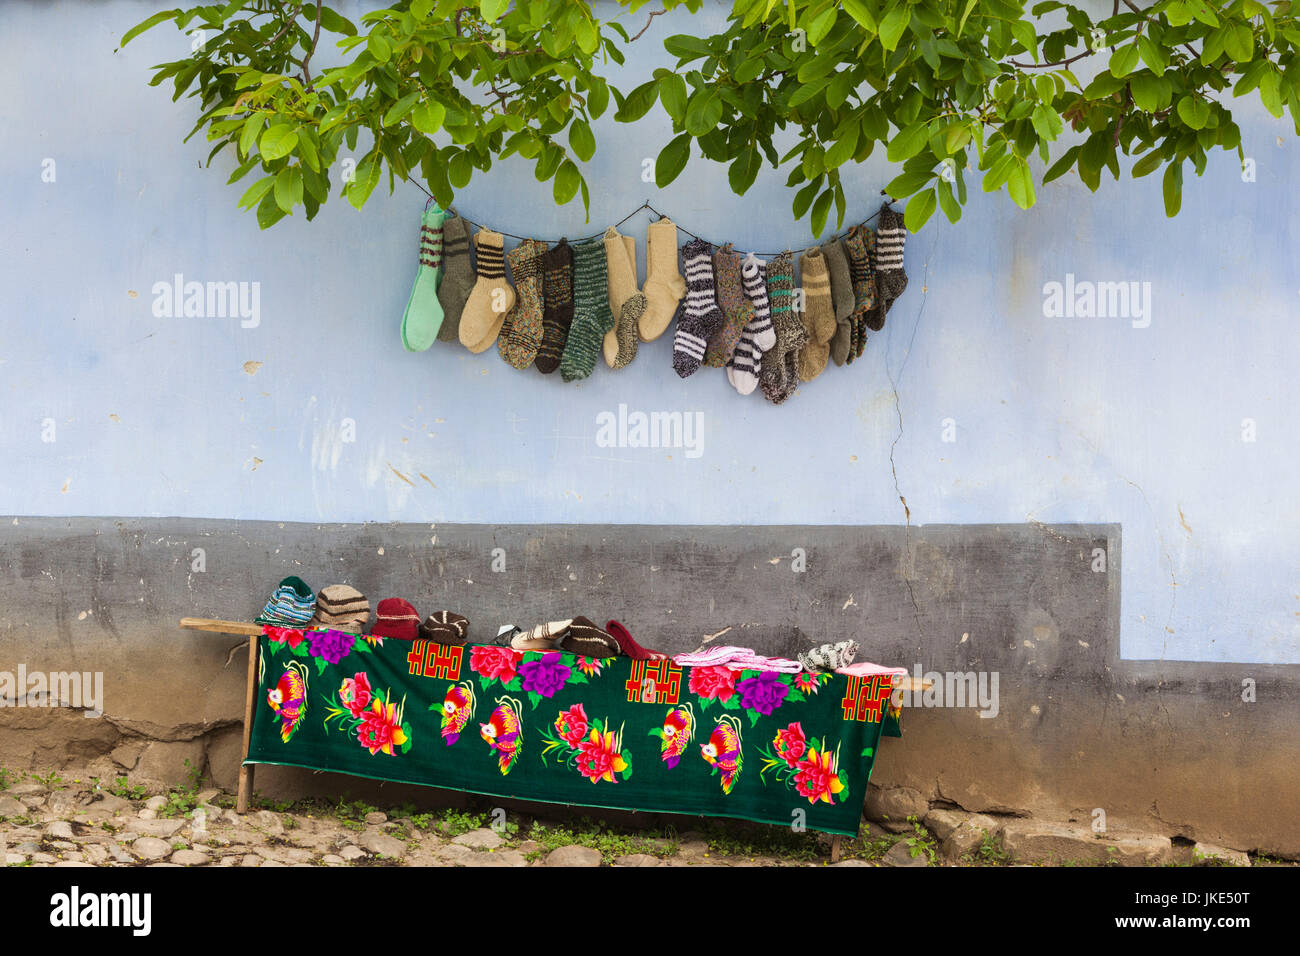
[608,294,644,369]
[796,248,836,382]
[704,244,755,367]
[497,239,548,369]
[842,226,878,364]
[823,239,855,366]
[536,240,574,374]
[436,215,474,343]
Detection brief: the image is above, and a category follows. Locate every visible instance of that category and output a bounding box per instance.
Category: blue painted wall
[1,1,1296,664]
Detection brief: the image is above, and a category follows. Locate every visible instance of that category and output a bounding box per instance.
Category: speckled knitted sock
[603,230,643,369]
[704,244,755,367]
[497,239,548,369]
[436,214,474,343]
[460,229,516,353]
[535,240,574,375]
[760,252,806,404]
[823,239,855,366]
[673,239,725,378]
[640,218,686,342]
[401,207,445,352]
[843,225,878,364]
[796,248,836,382]
[609,294,644,369]
[559,239,611,382]
[726,255,771,395]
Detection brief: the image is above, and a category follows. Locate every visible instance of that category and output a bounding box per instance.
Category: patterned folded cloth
[798,639,860,673]
[835,661,909,679]
[254,576,316,627]
[672,645,804,674]
[310,584,370,634]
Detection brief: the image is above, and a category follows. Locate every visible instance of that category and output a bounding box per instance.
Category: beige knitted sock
[603,229,642,367]
[797,248,836,382]
[459,229,516,353]
[639,218,686,342]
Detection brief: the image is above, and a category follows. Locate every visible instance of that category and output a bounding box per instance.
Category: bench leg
[236,635,257,814]
[831,834,843,863]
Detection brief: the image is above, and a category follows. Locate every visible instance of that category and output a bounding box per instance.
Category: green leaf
[936,177,962,223]
[237,174,275,210]
[1007,160,1036,209]
[568,120,596,162]
[810,188,833,236]
[656,133,691,187]
[1136,36,1168,75]
[879,4,911,52]
[480,0,509,20]
[1162,161,1182,217]
[614,81,659,123]
[259,124,298,162]
[887,123,930,163]
[1176,95,1211,129]
[347,158,381,210]
[806,7,838,45]
[273,167,302,213]
[1030,105,1063,142]
[367,31,391,64]
[1109,45,1140,78]
[903,188,937,231]
[841,0,878,32]
[684,88,724,136]
[1259,69,1284,117]
[383,92,421,127]
[553,160,582,204]
[411,100,446,135]
[1224,23,1254,62]
[658,73,688,120]
[728,146,761,194]
[239,114,263,158]
[121,10,178,47]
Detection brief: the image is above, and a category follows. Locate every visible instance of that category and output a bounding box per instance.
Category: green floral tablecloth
[246,627,903,837]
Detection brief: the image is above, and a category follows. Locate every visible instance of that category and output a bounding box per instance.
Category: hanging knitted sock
[535,240,574,375]
[640,218,686,342]
[796,248,836,382]
[559,239,611,382]
[673,239,726,379]
[823,239,855,366]
[400,206,445,352]
[873,202,909,305]
[459,229,516,353]
[760,252,806,404]
[497,239,548,369]
[726,254,771,395]
[703,244,755,367]
[842,225,877,364]
[436,214,474,343]
[602,229,643,369]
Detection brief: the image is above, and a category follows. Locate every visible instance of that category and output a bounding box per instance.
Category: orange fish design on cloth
[267,661,308,743]
[659,704,695,768]
[701,715,743,794]
[439,681,476,746]
[480,696,523,775]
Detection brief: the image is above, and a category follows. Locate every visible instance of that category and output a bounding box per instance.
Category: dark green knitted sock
[559,239,611,383]
[436,215,474,343]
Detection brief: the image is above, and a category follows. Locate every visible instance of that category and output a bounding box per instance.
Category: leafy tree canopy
[123,0,1300,232]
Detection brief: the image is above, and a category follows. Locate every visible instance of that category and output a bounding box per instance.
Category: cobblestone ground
[0,769,1282,867]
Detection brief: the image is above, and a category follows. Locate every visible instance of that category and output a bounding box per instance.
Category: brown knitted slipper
[559,616,620,657]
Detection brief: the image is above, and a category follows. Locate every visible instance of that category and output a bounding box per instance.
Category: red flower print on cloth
[554,704,589,747]
[688,665,737,703]
[339,672,372,718]
[356,698,409,756]
[773,722,807,768]
[575,729,629,784]
[470,645,522,684]
[264,626,307,649]
[793,747,845,805]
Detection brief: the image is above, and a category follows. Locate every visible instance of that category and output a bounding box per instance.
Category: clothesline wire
[411,182,894,256]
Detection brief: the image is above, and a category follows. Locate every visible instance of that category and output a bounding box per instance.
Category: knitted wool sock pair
[559,239,613,382]
[796,248,837,382]
[602,227,644,369]
[673,239,726,378]
[497,239,549,369]
[843,225,878,364]
[703,244,754,367]
[872,202,909,323]
[535,240,574,374]
[725,253,776,395]
[639,218,686,342]
[400,206,445,351]
[459,229,517,353]
[759,252,807,404]
[436,214,474,343]
[822,240,856,366]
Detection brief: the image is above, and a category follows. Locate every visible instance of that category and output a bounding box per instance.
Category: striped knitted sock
[726,255,770,395]
[498,239,548,369]
[796,248,836,382]
[760,252,806,404]
[843,226,878,364]
[460,229,516,353]
[559,239,611,382]
[400,207,445,352]
[823,239,855,366]
[536,240,574,374]
[436,215,474,343]
[673,239,726,378]
[873,202,909,306]
[703,245,754,367]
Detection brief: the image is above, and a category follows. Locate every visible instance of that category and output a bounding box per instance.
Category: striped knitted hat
[371,598,420,641]
[254,576,316,627]
[309,584,370,634]
[418,610,470,646]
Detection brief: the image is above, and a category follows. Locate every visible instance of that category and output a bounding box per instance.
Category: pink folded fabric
[836,662,909,679]
[673,646,804,674]
[728,655,804,674]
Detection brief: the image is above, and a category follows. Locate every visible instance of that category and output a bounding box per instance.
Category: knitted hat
[513,619,573,651]
[309,584,370,634]
[560,617,620,658]
[418,611,470,646]
[605,620,663,660]
[370,598,420,641]
[254,576,316,627]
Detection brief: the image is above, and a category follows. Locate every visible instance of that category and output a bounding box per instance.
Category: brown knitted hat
[418,611,470,646]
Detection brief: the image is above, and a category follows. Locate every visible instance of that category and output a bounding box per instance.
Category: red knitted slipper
[605,620,664,660]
